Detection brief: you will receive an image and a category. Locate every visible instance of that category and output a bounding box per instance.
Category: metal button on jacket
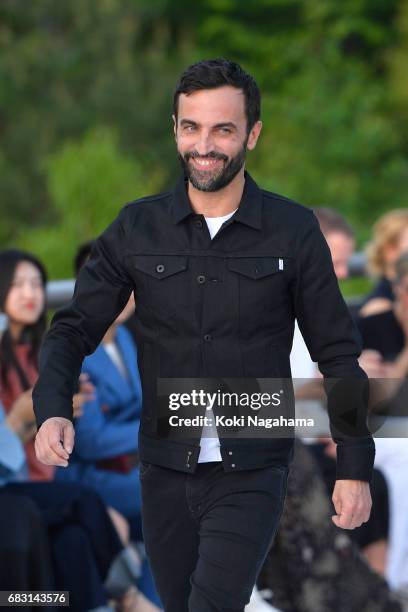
[197,275,206,284]
[156,264,165,273]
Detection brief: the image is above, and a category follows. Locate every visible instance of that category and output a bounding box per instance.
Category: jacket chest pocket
[130,255,189,318]
[228,256,285,279]
[227,256,291,319]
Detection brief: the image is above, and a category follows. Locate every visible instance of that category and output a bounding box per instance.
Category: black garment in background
[357,309,407,416]
[309,443,389,549]
[0,492,56,612]
[140,460,288,612]
[357,309,404,362]
[361,277,394,306]
[3,482,123,612]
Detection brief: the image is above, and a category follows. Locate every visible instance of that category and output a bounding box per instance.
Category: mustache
[184,151,228,162]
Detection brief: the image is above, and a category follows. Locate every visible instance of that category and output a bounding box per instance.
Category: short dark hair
[173,59,261,133]
[74,240,94,276]
[313,207,355,240]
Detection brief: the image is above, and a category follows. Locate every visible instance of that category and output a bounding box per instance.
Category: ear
[247,120,262,151]
[172,114,177,141]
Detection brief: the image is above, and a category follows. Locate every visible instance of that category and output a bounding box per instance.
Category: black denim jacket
[33,173,375,480]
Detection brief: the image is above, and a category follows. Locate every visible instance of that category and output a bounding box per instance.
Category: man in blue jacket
[33,59,374,612]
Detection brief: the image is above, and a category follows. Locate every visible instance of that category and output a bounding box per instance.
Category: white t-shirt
[198,209,237,463]
[104,341,128,380]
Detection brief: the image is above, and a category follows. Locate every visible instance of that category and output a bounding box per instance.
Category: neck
[8,321,23,342]
[102,325,116,344]
[187,168,245,218]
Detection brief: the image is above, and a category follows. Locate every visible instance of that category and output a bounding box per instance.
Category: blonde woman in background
[360,210,408,318]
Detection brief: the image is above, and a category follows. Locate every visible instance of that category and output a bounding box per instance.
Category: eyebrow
[179,119,238,130]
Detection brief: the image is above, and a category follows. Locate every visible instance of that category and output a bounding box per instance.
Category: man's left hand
[332,479,372,529]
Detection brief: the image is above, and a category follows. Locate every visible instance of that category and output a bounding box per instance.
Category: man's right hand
[34,417,75,467]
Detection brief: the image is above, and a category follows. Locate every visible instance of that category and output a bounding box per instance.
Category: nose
[21,281,36,300]
[195,129,214,156]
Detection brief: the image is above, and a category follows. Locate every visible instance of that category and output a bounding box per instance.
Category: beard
[178,140,248,192]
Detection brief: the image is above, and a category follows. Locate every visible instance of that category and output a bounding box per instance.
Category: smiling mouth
[190,157,224,169]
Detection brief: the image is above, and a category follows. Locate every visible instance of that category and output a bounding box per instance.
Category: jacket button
[195,219,203,229]
[231,463,236,468]
[204,334,212,342]
[228,451,233,456]
[197,275,206,284]
[156,264,165,273]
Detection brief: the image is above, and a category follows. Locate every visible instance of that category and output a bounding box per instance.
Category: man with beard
[33,59,374,612]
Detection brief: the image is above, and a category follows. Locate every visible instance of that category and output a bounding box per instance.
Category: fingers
[35,439,68,467]
[72,403,83,418]
[62,422,75,454]
[332,480,372,530]
[34,418,75,467]
[332,501,371,529]
[35,434,68,467]
[78,381,95,394]
[332,511,362,530]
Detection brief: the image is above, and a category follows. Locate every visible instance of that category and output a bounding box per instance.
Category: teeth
[195,159,217,166]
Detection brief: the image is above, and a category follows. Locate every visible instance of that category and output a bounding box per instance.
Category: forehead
[13,260,42,280]
[177,85,246,125]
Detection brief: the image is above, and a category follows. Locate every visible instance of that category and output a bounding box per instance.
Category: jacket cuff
[336,439,376,482]
[32,392,74,431]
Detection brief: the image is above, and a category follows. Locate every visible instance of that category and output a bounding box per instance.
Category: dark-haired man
[33,59,374,612]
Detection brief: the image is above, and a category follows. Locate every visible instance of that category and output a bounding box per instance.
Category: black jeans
[139,460,288,612]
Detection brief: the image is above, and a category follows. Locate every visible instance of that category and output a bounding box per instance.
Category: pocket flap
[131,255,188,279]
[227,257,284,279]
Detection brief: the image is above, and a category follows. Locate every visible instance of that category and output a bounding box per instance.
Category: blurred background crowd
[0,1,408,611]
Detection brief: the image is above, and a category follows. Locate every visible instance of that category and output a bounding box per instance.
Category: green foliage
[339,276,374,299]
[0,0,407,288]
[18,127,162,278]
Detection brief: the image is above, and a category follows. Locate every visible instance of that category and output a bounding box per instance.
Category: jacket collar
[170,171,263,230]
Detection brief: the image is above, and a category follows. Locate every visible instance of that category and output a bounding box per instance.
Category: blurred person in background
[290,207,355,381]
[260,207,406,611]
[360,210,408,318]
[0,248,154,612]
[55,241,162,612]
[358,251,408,379]
[0,398,56,599]
[356,252,408,593]
[257,440,402,612]
[290,208,390,577]
[0,249,92,480]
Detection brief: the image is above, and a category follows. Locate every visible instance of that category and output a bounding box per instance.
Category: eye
[218,127,231,134]
[183,125,196,133]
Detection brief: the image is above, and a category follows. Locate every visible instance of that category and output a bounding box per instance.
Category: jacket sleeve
[32,208,133,429]
[292,212,375,481]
